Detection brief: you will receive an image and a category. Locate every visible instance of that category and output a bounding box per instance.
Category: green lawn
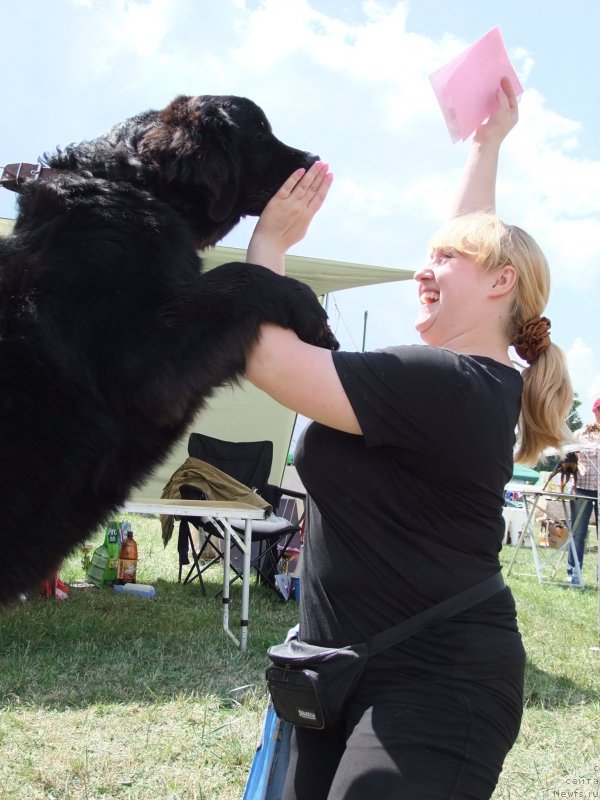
[0,517,598,800]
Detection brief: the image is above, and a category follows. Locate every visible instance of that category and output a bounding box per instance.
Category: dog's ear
[138,96,240,223]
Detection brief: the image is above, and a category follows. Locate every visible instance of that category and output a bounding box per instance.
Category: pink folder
[429,26,524,143]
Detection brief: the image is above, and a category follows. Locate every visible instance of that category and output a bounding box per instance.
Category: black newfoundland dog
[0,95,338,604]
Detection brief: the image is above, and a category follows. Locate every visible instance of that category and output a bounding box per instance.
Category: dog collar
[0,162,65,193]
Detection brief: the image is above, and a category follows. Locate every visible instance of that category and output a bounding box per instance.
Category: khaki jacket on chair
[160,456,272,545]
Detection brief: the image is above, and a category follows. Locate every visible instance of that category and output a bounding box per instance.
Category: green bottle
[105,521,121,585]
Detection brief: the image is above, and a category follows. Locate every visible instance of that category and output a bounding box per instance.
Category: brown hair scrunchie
[512,316,551,363]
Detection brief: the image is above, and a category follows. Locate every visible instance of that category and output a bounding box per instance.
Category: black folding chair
[177,433,305,597]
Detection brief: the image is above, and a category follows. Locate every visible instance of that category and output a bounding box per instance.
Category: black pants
[282,669,524,800]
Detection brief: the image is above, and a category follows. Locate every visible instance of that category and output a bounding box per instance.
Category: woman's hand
[244,161,360,435]
[246,160,333,274]
[474,76,519,146]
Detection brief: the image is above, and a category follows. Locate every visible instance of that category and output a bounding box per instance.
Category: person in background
[244,78,573,800]
[568,397,600,585]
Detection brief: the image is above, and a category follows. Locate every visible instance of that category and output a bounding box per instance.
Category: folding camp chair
[177,433,305,596]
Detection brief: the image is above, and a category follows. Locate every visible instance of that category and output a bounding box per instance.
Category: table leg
[506,495,539,577]
[240,518,252,653]
[221,518,235,644]
[524,495,544,586]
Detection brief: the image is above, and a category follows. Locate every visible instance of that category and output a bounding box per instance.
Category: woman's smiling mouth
[420,291,439,305]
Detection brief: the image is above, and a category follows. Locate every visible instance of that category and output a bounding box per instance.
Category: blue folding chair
[243,703,293,800]
[243,625,299,799]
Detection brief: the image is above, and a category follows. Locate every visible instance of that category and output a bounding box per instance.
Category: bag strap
[367,571,505,657]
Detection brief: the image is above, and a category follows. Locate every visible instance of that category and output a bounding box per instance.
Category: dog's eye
[254,120,271,141]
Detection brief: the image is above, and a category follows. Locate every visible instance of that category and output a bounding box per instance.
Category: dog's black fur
[543,451,579,493]
[0,94,338,604]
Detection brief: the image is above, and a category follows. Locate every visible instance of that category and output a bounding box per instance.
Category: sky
[2,0,599,427]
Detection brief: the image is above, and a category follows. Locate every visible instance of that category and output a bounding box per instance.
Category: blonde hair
[429,213,573,465]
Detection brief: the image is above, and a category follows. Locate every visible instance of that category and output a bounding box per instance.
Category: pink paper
[429,27,524,143]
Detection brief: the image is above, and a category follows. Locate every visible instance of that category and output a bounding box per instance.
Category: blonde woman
[245,79,572,800]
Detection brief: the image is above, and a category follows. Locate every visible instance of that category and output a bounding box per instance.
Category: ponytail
[515,343,573,464]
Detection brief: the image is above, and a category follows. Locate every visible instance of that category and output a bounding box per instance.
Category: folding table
[505,487,595,588]
[123,498,267,652]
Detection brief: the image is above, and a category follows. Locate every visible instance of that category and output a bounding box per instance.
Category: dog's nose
[305,153,320,167]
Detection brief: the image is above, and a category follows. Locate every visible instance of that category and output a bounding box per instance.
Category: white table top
[123,498,267,519]
[505,482,579,499]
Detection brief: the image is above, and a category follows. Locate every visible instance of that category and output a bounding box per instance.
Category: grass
[0,517,598,800]
[493,543,600,800]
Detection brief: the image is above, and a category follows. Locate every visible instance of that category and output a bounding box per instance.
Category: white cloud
[234,0,415,78]
[85,0,173,72]
[396,171,460,223]
[233,1,452,128]
[511,47,534,83]
[332,177,395,219]
[232,0,313,71]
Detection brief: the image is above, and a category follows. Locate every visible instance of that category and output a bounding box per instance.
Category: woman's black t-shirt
[294,344,525,681]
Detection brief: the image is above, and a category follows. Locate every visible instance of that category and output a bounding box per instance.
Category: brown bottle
[116,531,138,584]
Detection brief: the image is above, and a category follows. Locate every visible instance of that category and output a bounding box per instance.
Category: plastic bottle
[106,521,121,583]
[87,538,110,588]
[116,530,138,584]
[113,583,155,599]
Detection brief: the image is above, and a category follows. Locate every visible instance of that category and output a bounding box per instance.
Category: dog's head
[44,95,318,249]
[135,95,319,247]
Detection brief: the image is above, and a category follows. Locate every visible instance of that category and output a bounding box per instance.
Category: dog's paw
[285,298,339,351]
[315,323,340,351]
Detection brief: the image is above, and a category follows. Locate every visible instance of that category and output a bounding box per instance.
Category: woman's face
[413,247,491,347]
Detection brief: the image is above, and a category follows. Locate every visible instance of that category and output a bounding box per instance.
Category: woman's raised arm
[245,161,362,435]
[451,76,519,217]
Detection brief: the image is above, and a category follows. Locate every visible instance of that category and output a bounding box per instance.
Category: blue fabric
[243,703,293,800]
[568,489,598,573]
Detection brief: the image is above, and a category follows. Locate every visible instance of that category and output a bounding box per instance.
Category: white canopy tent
[0,218,413,496]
